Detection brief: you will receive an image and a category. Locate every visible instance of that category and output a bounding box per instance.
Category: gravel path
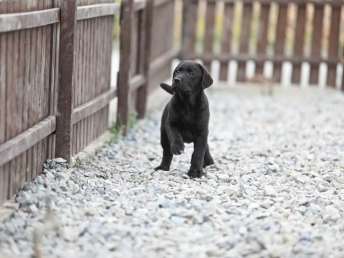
[1,87,344,258]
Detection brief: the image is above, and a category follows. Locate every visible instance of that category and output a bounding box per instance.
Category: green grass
[108,113,138,144]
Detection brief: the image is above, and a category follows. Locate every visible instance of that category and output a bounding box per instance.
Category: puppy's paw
[203,158,214,168]
[187,168,205,178]
[171,141,184,155]
[155,165,170,171]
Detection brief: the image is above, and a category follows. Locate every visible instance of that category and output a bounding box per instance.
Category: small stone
[323,206,341,222]
[54,158,68,164]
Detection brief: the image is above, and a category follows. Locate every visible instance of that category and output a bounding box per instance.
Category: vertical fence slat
[18,2,27,190]
[273,3,288,82]
[237,2,253,82]
[37,0,46,178]
[56,0,76,161]
[181,0,198,57]
[219,2,234,81]
[117,0,133,134]
[342,46,344,90]
[204,1,216,72]
[291,2,306,85]
[0,2,7,202]
[255,2,270,76]
[23,13,30,184]
[327,5,341,88]
[309,3,324,85]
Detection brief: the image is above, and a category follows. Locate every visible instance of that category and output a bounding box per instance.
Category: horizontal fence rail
[0,8,60,32]
[181,0,344,88]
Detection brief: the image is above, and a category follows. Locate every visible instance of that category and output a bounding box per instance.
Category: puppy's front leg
[188,136,207,178]
[166,123,184,155]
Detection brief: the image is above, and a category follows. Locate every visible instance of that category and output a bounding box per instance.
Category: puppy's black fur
[155,61,214,178]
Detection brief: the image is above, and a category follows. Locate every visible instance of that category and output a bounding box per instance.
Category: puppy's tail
[160,83,174,95]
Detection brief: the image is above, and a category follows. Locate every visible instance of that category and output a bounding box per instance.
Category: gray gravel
[1,87,344,258]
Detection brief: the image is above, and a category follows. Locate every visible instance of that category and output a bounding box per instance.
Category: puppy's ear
[198,64,213,89]
[160,83,174,95]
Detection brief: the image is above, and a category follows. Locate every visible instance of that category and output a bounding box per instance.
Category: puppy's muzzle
[173,77,190,95]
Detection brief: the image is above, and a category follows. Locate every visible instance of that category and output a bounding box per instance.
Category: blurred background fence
[0,0,343,205]
[180,0,343,87]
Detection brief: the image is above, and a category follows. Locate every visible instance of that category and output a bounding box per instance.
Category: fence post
[136,0,154,119]
[55,0,77,161]
[117,0,133,134]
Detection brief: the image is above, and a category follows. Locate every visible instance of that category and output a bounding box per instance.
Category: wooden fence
[0,0,177,205]
[181,0,343,88]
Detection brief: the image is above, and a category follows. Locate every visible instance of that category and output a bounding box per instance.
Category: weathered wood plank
[0,8,59,33]
[130,74,146,91]
[0,116,56,167]
[273,2,288,82]
[255,2,270,76]
[291,3,306,84]
[181,0,198,57]
[237,2,253,81]
[71,88,116,124]
[6,2,16,197]
[0,2,8,204]
[309,3,324,85]
[77,3,119,21]
[327,6,341,87]
[203,2,216,72]
[219,2,234,81]
[154,0,172,7]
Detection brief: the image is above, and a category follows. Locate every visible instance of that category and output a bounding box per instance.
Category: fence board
[327,6,341,87]
[6,2,17,197]
[219,2,234,81]
[309,3,324,85]
[237,2,253,81]
[149,0,176,91]
[204,2,216,72]
[17,1,25,192]
[291,3,306,84]
[76,3,119,21]
[0,2,8,203]
[255,2,270,76]
[273,2,288,82]
[181,0,198,56]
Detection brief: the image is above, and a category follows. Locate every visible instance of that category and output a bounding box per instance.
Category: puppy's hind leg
[155,129,173,171]
[203,144,214,168]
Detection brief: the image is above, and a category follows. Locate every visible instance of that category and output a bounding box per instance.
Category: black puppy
[155,61,214,178]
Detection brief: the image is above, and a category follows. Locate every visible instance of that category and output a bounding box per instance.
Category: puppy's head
[172,61,213,97]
